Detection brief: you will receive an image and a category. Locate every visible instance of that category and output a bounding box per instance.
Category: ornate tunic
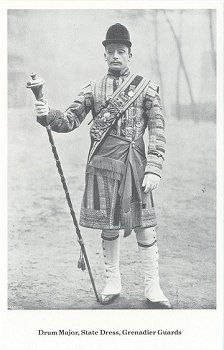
[37,68,166,235]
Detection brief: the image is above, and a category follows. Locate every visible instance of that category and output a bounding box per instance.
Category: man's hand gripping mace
[26,73,99,302]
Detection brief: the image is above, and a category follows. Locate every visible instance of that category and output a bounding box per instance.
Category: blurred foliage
[8,9,216,121]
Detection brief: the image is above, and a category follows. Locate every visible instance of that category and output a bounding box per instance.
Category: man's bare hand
[34,100,49,117]
[142,173,160,193]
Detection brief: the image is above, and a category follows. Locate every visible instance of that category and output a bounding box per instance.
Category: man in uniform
[35,23,172,309]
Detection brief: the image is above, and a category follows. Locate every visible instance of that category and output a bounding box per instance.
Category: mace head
[26,73,45,100]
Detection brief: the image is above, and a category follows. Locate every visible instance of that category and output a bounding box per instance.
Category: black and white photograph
[1,1,223,349]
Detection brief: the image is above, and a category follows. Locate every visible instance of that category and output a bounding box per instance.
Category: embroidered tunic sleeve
[144,83,166,178]
[37,82,94,132]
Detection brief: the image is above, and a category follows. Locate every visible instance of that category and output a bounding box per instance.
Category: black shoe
[99,293,120,305]
[146,299,173,309]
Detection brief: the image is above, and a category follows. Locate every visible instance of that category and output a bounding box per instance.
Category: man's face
[104,43,132,71]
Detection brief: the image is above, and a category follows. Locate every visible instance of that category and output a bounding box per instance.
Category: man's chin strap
[101,230,121,296]
[135,227,168,302]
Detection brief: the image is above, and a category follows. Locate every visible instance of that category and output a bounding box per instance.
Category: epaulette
[146,81,159,97]
[81,81,93,95]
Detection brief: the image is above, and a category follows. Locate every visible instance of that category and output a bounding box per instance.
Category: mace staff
[26,73,99,303]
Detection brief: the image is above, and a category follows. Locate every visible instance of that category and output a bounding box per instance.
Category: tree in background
[175,10,183,120]
[208,9,216,72]
[162,10,197,122]
[8,9,216,121]
[153,10,164,100]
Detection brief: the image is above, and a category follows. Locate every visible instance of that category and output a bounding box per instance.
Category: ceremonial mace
[26,73,99,303]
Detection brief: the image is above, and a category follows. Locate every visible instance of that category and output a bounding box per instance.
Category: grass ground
[8,107,216,309]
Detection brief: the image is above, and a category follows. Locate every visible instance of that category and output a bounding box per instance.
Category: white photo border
[0,1,223,350]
